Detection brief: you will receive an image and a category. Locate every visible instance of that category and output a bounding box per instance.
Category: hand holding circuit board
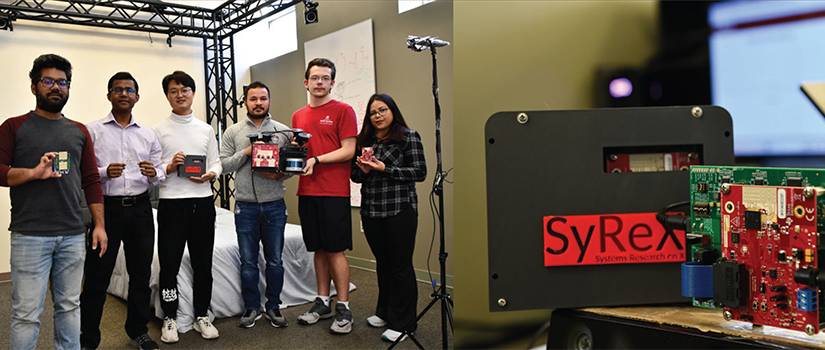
[36,152,64,179]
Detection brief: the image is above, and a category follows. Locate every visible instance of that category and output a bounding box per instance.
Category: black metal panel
[485,106,735,312]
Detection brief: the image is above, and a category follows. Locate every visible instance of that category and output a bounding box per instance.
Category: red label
[544,213,686,267]
[185,166,202,173]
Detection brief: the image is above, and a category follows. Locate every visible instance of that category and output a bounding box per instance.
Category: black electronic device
[177,155,206,177]
[485,106,735,312]
[246,129,311,173]
[280,132,311,173]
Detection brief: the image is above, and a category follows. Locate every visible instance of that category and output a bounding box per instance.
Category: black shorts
[298,196,352,253]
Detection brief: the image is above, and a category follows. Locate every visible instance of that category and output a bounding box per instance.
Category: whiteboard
[304,19,376,207]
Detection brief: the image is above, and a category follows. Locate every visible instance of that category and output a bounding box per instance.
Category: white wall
[0,21,206,274]
[227,7,298,127]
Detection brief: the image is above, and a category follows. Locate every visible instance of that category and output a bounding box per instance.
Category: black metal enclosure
[485,106,735,312]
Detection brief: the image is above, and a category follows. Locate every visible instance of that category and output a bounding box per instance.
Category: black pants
[157,197,215,318]
[80,194,154,348]
[362,205,418,332]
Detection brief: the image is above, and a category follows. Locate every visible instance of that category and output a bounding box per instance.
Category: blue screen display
[709,1,825,156]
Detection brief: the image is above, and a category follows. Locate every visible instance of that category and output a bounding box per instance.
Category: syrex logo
[543,213,685,267]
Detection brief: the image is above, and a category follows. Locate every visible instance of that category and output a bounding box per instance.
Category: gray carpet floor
[0,267,453,349]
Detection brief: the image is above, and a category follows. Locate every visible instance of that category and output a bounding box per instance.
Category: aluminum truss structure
[0,0,302,208]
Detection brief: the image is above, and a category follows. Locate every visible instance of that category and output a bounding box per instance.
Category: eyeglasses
[168,87,192,96]
[308,75,332,83]
[109,87,136,95]
[369,107,390,119]
[40,77,70,89]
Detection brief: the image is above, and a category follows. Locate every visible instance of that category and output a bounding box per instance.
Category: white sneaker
[381,329,408,342]
[161,317,179,343]
[366,315,387,328]
[193,316,220,339]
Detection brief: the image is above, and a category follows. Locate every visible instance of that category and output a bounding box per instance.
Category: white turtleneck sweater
[153,111,222,199]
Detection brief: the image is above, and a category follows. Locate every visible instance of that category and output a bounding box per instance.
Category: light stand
[389,35,453,350]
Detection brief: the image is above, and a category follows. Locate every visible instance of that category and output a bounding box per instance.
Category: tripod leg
[388,331,425,350]
[445,296,455,331]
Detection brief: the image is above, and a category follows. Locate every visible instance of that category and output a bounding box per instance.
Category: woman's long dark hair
[356,93,409,149]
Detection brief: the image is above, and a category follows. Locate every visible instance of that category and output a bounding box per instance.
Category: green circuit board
[690,166,825,258]
[689,166,825,334]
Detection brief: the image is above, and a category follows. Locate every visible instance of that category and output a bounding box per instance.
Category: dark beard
[37,91,68,113]
[247,108,269,120]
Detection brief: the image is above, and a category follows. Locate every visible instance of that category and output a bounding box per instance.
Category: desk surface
[578,305,825,349]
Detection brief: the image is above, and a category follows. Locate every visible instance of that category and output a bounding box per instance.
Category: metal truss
[0,0,301,38]
[0,0,216,38]
[205,34,238,208]
[0,0,302,208]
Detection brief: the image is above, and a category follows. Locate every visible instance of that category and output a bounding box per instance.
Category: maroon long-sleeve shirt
[0,112,103,236]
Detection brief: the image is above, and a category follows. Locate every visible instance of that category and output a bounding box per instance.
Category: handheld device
[178,155,206,177]
[246,129,312,173]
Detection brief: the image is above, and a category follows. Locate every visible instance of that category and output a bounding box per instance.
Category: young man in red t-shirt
[292,58,357,334]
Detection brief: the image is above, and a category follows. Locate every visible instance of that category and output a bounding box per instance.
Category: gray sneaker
[298,297,333,325]
[330,303,352,334]
[266,308,289,328]
[238,309,262,328]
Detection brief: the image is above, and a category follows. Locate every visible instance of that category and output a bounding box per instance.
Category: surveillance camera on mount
[0,15,14,32]
[303,0,318,24]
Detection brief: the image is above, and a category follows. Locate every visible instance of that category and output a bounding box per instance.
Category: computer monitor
[709,1,825,157]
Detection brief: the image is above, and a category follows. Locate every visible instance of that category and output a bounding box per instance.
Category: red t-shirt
[292,99,357,197]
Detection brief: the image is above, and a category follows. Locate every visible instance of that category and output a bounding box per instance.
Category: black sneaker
[129,333,159,350]
[298,297,333,325]
[330,303,352,334]
[266,308,289,328]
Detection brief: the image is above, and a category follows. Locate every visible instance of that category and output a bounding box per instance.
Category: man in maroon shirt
[0,53,106,350]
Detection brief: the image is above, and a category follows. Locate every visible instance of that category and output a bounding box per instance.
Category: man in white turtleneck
[152,70,222,344]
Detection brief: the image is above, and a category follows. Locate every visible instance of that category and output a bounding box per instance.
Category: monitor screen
[709,1,825,156]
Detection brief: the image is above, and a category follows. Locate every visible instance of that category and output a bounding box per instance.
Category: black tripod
[389,36,453,350]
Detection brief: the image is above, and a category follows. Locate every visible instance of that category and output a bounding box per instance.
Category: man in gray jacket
[220,81,292,328]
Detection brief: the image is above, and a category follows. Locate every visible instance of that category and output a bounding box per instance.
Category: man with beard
[0,53,107,350]
[220,81,292,329]
[80,72,164,350]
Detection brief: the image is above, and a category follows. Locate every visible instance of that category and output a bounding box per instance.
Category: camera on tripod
[247,129,312,173]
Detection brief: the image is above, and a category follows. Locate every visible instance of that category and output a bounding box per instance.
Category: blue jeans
[10,232,85,350]
[235,199,287,311]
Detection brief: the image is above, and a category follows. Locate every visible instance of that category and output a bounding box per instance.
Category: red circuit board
[606,151,700,173]
[720,184,819,333]
[252,144,279,169]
